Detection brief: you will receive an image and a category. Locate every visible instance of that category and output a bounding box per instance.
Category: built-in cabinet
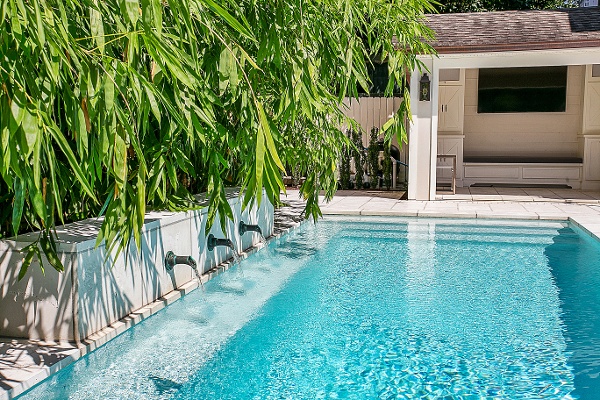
[438,85,464,132]
[584,135,600,182]
[436,70,465,189]
[582,65,600,190]
[438,69,465,133]
[583,65,600,134]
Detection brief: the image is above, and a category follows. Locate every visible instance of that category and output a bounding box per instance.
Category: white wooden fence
[341,97,408,187]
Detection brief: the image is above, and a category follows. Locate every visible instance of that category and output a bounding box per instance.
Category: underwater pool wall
[0,190,274,342]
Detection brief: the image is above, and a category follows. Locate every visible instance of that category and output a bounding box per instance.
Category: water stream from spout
[257,233,268,247]
[190,264,204,289]
[231,248,242,266]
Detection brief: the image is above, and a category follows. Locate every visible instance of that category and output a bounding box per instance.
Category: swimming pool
[18,217,600,399]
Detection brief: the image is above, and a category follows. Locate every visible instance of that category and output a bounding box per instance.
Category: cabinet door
[584,82,600,133]
[438,86,463,132]
[584,137,600,181]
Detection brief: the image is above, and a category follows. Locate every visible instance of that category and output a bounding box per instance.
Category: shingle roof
[424,7,600,53]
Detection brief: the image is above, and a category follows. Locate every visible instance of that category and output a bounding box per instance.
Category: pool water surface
[19,217,600,399]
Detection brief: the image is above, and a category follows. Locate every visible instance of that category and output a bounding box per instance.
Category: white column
[408,57,437,200]
[429,61,440,199]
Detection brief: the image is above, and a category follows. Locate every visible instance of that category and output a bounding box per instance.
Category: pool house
[407,7,600,199]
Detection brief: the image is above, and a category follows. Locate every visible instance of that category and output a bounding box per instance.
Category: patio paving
[281,187,600,240]
[4,186,600,399]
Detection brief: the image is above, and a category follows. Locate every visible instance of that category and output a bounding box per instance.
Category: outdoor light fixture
[419,73,431,101]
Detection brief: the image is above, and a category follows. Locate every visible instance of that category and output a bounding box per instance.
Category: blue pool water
[19,217,600,399]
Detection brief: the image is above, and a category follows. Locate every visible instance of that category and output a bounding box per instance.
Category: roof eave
[431,40,600,55]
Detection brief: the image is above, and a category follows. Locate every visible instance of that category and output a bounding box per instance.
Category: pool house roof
[424,7,600,54]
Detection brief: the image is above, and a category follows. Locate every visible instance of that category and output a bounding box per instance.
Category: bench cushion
[463,156,583,163]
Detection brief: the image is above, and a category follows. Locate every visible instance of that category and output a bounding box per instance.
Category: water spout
[207,234,234,251]
[165,251,202,281]
[207,234,241,265]
[239,221,262,236]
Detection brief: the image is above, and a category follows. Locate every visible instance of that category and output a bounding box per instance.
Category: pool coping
[4,194,600,399]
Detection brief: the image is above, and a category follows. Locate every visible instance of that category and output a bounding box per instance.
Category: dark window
[477,67,567,113]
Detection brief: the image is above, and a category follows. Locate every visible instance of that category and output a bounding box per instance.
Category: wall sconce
[419,73,430,101]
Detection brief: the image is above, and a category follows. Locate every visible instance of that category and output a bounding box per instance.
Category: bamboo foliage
[0,0,434,277]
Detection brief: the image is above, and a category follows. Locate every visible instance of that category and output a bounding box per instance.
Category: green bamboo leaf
[136,173,145,228]
[145,34,194,88]
[121,0,139,26]
[35,247,45,275]
[218,47,234,95]
[113,127,127,185]
[265,153,285,193]
[104,74,115,111]
[255,120,265,195]
[90,6,105,54]
[9,5,21,36]
[141,0,152,29]
[144,84,161,123]
[201,0,254,41]
[18,248,35,280]
[21,108,38,157]
[40,233,64,272]
[46,122,97,203]
[165,159,178,188]
[10,92,25,127]
[257,103,285,171]
[0,0,8,24]
[33,0,45,46]
[151,0,162,35]
[219,188,233,220]
[98,191,112,217]
[12,178,24,235]
[30,186,46,221]
[13,0,26,20]
[77,104,89,155]
[45,142,64,223]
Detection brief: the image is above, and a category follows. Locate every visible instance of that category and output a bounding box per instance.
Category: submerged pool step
[336,228,581,247]
[336,226,569,240]
[333,221,566,237]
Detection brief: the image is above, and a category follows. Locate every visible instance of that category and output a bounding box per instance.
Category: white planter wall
[0,191,273,342]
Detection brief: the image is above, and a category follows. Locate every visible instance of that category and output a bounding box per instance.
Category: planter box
[0,191,273,342]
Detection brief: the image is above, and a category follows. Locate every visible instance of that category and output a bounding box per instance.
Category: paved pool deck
[4,187,600,399]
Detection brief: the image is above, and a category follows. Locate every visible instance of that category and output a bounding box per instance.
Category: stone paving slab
[0,340,79,399]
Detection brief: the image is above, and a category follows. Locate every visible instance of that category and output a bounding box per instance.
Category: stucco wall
[0,192,273,342]
[463,66,585,158]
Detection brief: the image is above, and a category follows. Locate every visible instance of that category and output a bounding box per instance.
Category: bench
[462,156,583,189]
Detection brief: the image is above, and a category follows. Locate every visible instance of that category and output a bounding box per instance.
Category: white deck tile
[470,195,504,201]
[457,203,492,212]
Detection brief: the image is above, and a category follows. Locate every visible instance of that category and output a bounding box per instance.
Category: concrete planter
[0,191,273,342]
